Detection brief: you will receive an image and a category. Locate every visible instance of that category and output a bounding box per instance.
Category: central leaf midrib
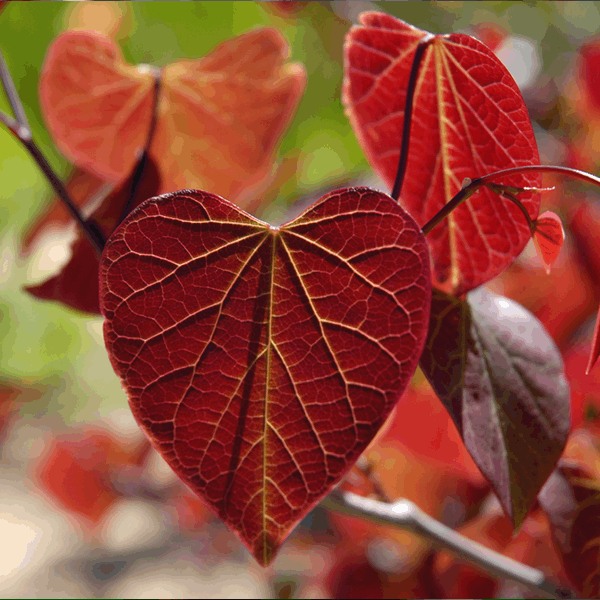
[263,229,277,565]
[433,40,459,292]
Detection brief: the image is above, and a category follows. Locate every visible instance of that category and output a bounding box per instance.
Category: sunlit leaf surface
[343,12,541,296]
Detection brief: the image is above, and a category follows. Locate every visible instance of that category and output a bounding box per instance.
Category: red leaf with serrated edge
[100,187,431,565]
[40,29,306,208]
[26,156,160,314]
[343,12,541,296]
[532,210,564,275]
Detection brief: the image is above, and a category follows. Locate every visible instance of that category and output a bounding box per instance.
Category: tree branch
[0,47,105,254]
[321,489,576,600]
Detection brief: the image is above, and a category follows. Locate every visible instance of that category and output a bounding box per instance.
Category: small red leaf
[532,210,564,274]
[36,428,149,527]
[100,187,432,565]
[343,12,541,296]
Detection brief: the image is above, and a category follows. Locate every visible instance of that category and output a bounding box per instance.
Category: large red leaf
[343,12,541,296]
[39,28,306,208]
[99,187,431,565]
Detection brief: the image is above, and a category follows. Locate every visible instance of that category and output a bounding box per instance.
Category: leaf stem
[391,33,434,202]
[421,164,600,236]
[321,490,575,600]
[0,48,105,254]
[118,68,162,225]
[485,182,535,234]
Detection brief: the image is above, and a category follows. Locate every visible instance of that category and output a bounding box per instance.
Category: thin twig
[321,490,576,600]
[0,47,105,254]
[0,48,29,128]
[421,164,600,236]
[391,33,434,201]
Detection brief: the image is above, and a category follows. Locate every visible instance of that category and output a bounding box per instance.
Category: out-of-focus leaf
[579,37,600,115]
[539,439,600,599]
[586,305,600,375]
[36,428,150,528]
[419,287,570,528]
[26,156,160,315]
[343,12,541,296]
[563,342,600,429]
[100,187,431,565]
[39,28,306,209]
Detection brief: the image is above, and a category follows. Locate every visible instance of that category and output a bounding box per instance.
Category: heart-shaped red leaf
[343,12,541,296]
[532,210,564,275]
[100,187,431,565]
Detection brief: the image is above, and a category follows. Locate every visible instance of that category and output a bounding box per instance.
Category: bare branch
[321,489,576,600]
[0,47,105,254]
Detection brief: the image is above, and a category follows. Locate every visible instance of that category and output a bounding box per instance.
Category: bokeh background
[2,2,600,598]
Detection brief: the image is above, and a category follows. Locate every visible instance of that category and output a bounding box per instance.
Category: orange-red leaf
[100,187,432,565]
[40,30,155,184]
[532,210,564,274]
[343,12,541,296]
[40,29,306,208]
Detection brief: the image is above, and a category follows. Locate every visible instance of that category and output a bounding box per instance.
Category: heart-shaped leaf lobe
[100,188,432,565]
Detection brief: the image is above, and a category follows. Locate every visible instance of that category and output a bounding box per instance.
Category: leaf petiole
[391,33,435,202]
[117,68,162,226]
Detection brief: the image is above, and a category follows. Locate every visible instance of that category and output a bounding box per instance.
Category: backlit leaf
[40,30,155,184]
[100,187,432,565]
[419,287,569,528]
[39,28,306,208]
[532,210,564,275]
[343,12,541,296]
